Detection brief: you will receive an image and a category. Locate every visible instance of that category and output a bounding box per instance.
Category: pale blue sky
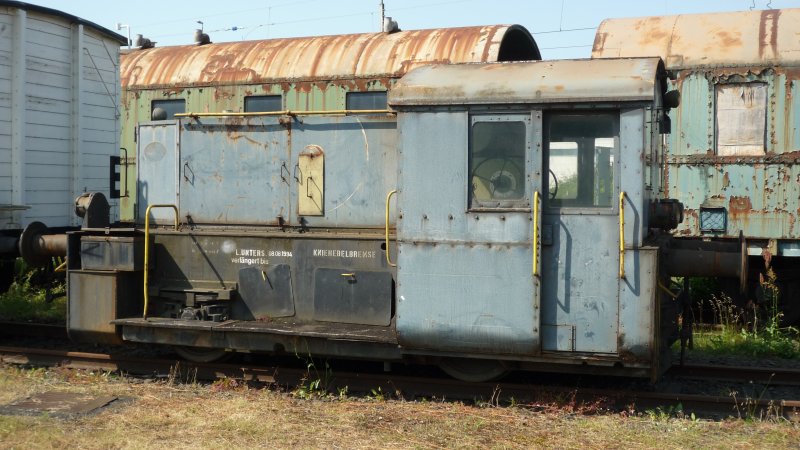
[27,0,800,58]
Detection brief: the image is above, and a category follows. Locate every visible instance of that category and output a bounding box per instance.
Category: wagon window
[715,83,767,156]
[469,116,529,209]
[545,113,617,208]
[346,91,387,110]
[151,99,185,120]
[245,95,282,112]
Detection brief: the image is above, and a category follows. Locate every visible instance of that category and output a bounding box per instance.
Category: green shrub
[0,258,66,323]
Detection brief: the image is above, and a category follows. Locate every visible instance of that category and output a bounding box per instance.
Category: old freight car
[0,1,125,287]
[48,22,705,381]
[592,8,800,322]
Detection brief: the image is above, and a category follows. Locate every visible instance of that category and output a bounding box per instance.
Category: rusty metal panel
[390,58,663,106]
[791,77,800,151]
[663,68,800,241]
[668,74,713,156]
[121,25,539,90]
[669,164,800,239]
[592,9,800,68]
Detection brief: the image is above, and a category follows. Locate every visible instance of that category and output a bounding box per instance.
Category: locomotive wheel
[173,346,231,363]
[439,357,509,382]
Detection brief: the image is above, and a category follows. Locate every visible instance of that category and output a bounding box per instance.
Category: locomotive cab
[390,58,680,380]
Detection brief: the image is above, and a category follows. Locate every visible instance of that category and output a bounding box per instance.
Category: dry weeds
[0,365,797,449]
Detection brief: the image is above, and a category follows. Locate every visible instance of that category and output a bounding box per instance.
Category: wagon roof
[389,57,664,106]
[121,25,539,89]
[592,8,800,69]
[0,0,127,44]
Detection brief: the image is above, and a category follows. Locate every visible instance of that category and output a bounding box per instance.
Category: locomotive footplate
[112,317,401,360]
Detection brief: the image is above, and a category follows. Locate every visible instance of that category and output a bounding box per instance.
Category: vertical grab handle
[385,190,397,267]
[144,204,179,319]
[533,191,540,277]
[619,192,627,279]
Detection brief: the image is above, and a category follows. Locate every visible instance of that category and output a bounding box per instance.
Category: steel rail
[669,363,800,386]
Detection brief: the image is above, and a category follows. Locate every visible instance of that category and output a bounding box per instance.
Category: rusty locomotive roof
[121,25,539,89]
[389,58,665,106]
[592,8,800,69]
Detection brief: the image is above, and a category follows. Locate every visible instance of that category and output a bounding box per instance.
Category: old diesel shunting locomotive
[25,24,742,382]
[593,8,800,323]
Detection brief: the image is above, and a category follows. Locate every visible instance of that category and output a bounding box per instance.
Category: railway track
[669,363,800,386]
[1,345,798,420]
[1,321,799,386]
[0,322,69,340]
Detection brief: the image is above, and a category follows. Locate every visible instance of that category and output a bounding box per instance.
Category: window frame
[714,81,768,156]
[543,110,620,214]
[151,99,186,120]
[345,91,388,111]
[467,114,531,211]
[244,94,283,113]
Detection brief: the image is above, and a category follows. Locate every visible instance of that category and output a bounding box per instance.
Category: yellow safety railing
[532,191,540,277]
[175,109,395,118]
[143,204,179,319]
[619,192,627,279]
[385,190,397,267]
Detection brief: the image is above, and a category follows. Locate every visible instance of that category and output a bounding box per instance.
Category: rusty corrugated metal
[121,25,538,89]
[390,58,663,106]
[592,8,800,68]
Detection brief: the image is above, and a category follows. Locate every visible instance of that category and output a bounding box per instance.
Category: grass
[687,270,800,360]
[0,259,66,324]
[0,364,798,449]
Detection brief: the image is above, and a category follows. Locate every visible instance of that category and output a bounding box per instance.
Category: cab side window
[469,116,529,209]
[545,113,617,208]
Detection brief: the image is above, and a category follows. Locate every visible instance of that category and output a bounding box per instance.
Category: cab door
[539,111,620,353]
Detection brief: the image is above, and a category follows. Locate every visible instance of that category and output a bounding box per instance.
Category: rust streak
[758,9,781,60]
[729,196,753,214]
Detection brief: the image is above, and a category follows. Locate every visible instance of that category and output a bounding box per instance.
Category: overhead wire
[139,0,599,44]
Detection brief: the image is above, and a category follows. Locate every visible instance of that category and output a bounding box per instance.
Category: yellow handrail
[143,204,179,319]
[385,190,397,267]
[175,109,395,118]
[619,192,627,279]
[533,191,540,277]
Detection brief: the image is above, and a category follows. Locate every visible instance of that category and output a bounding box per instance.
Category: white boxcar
[0,1,126,233]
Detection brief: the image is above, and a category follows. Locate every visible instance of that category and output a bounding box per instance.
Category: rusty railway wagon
[593,8,800,324]
[20,24,744,382]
